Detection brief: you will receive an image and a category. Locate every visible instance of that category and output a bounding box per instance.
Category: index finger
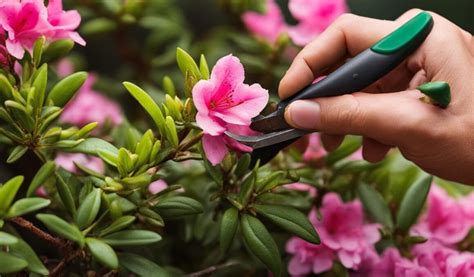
[279,14,398,100]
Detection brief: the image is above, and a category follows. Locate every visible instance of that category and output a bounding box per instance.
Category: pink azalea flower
[55,58,74,77]
[284,182,317,197]
[411,185,471,245]
[242,0,287,43]
[0,0,50,59]
[46,0,85,45]
[35,185,48,198]
[446,252,474,277]
[288,0,348,46]
[192,54,268,165]
[60,75,123,128]
[369,248,404,277]
[412,241,458,276]
[55,153,105,174]
[312,193,381,270]
[460,192,474,225]
[286,237,335,275]
[148,180,167,194]
[394,258,433,277]
[303,133,327,161]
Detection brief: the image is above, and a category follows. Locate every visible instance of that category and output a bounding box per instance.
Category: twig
[186,261,239,277]
[10,217,64,249]
[49,249,83,277]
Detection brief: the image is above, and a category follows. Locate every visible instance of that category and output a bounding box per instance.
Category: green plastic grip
[371,11,433,54]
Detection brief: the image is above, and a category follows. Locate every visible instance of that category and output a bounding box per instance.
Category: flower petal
[192,79,215,115]
[210,54,244,100]
[216,83,268,125]
[202,134,228,165]
[196,112,226,136]
[5,39,25,59]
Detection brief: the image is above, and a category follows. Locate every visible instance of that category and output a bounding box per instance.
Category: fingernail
[286,100,321,129]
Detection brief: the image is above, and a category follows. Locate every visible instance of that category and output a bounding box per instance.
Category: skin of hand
[280,9,474,185]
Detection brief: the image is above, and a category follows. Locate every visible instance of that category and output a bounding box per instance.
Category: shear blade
[225,128,310,150]
[249,111,292,133]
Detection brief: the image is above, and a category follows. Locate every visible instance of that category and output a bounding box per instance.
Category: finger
[320,134,344,151]
[284,90,441,147]
[362,137,392,162]
[279,14,399,99]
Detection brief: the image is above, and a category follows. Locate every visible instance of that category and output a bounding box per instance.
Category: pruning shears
[225,11,434,164]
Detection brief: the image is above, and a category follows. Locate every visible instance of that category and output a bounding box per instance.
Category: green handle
[372,11,433,54]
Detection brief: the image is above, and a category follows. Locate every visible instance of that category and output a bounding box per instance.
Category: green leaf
[0,251,28,274]
[55,173,76,217]
[99,216,136,236]
[220,207,239,254]
[7,198,51,218]
[162,76,176,97]
[239,171,256,206]
[27,161,55,197]
[86,238,118,269]
[118,253,169,277]
[76,188,101,229]
[9,237,49,275]
[0,231,18,245]
[32,36,45,67]
[0,74,14,100]
[254,204,320,244]
[0,175,24,212]
[41,39,74,63]
[102,230,161,246]
[240,214,281,276]
[203,157,222,184]
[6,145,28,163]
[255,171,286,193]
[165,116,179,147]
[37,214,84,247]
[396,175,433,232]
[81,18,117,35]
[357,184,394,229]
[154,196,203,219]
[98,149,118,167]
[234,153,251,177]
[176,48,201,80]
[31,63,48,109]
[324,136,362,165]
[199,54,210,80]
[47,71,88,107]
[64,137,119,156]
[123,82,166,136]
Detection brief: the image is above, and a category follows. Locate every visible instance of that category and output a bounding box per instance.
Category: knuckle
[329,94,365,133]
[333,13,358,28]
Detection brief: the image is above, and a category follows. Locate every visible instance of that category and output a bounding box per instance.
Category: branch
[10,217,64,249]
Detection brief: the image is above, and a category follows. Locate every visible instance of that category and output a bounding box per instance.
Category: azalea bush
[0,0,472,276]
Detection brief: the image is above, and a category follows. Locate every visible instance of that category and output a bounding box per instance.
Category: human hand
[280,10,474,184]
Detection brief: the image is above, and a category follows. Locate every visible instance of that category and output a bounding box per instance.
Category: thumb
[284,91,439,147]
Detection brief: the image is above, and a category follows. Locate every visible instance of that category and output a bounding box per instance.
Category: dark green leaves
[64,137,119,156]
[76,188,101,229]
[123,82,166,136]
[102,230,161,246]
[396,175,433,232]
[254,204,319,244]
[99,216,136,236]
[0,176,24,213]
[0,231,18,245]
[47,72,88,107]
[8,237,49,275]
[220,207,239,254]
[358,184,394,229]
[240,214,281,276]
[6,145,27,163]
[0,252,28,274]
[154,196,203,219]
[7,198,51,218]
[55,173,76,217]
[37,214,84,247]
[118,253,169,277]
[324,136,362,165]
[27,161,55,197]
[86,238,118,269]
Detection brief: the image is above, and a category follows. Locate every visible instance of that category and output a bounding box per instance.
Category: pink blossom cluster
[54,152,105,174]
[192,54,268,165]
[285,185,474,276]
[242,0,348,46]
[0,0,85,60]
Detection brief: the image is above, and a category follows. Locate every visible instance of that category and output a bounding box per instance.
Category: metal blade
[224,129,310,150]
[249,110,292,133]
